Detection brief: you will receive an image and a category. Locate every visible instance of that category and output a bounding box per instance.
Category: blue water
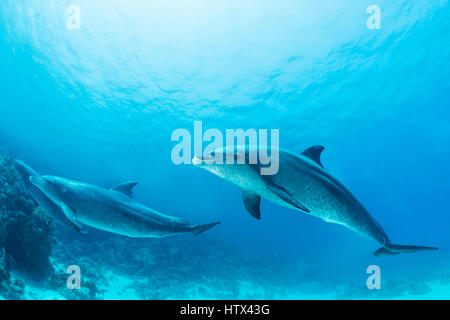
[0,0,449,299]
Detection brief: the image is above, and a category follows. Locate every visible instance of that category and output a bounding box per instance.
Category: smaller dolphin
[12,159,84,235]
[29,175,220,238]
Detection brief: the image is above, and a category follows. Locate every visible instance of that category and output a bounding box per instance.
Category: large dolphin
[12,159,84,235]
[29,175,220,238]
[193,145,438,256]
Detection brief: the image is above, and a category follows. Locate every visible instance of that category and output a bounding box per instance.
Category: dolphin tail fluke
[374,244,438,257]
[191,221,221,236]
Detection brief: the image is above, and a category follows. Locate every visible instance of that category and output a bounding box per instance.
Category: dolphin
[11,159,84,235]
[29,175,220,238]
[193,145,438,256]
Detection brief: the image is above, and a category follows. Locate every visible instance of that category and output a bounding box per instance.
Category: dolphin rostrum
[12,159,84,235]
[193,145,438,256]
[29,175,220,238]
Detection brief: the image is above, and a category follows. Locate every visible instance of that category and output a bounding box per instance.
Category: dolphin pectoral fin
[267,183,310,213]
[70,222,87,236]
[301,145,325,168]
[111,181,138,198]
[76,227,88,235]
[63,219,86,236]
[242,191,261,220]
[60,202,83,229]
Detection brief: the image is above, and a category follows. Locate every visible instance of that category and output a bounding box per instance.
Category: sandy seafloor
[14,269,450,300]
[2,231,449,300]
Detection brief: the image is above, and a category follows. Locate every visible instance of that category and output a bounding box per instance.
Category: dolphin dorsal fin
[112,181,138,198]
[301,145,325,168]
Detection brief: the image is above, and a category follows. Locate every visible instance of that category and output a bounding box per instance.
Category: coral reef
[0,152,55,298]
[0,248,25,299]
[52,235,323,299]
